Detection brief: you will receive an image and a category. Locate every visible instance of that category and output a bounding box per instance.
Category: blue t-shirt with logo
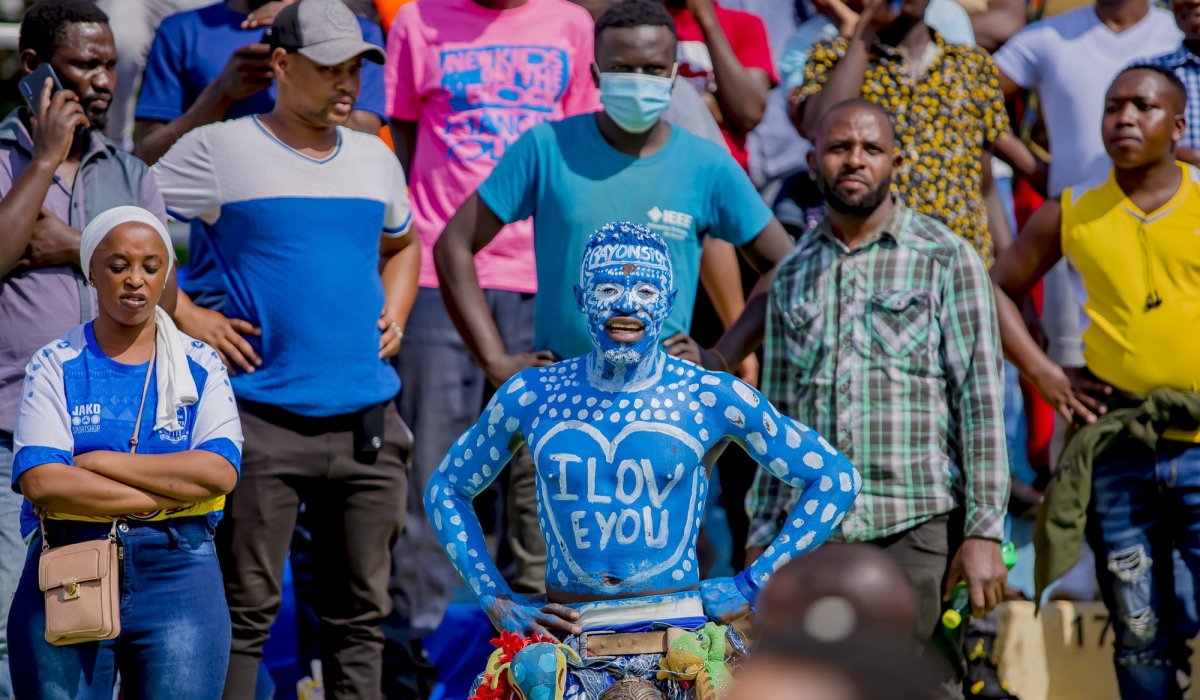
[477,115,773,360]
[137,1,388,298]
[11,323,243,538]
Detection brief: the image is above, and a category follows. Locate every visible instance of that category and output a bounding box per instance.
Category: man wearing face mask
[436,0,794,397]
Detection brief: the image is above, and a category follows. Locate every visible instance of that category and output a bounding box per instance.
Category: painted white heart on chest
[533,420,706,593]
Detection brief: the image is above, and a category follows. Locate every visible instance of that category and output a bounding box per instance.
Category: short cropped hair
[595,0,677,38]
[1115,64,1188,109]
[19,0,109,62]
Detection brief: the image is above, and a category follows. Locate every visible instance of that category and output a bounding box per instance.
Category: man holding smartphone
[0,1,169,694]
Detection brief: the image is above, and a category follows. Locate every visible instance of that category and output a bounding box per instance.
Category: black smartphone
[18,63,62,116]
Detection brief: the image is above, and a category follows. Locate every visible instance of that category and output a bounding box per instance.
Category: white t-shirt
[994,5,1181,197]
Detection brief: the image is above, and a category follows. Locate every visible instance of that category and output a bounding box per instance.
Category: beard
[79,94,110,132]
[816,173,893,217]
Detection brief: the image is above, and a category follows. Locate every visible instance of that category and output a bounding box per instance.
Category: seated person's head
[729,631,940,700]
[805,99,900,218]
[1103,65,1187,171]
[754,542,917,641]
[19,0,115,132]
[574,222,677,366]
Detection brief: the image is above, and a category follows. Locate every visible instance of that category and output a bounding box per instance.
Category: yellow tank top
[1061,162,1200,441]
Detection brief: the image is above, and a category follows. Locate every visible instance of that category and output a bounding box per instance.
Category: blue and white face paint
[574,222,676,368]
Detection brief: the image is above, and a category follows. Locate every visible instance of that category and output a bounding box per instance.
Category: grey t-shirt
[663,79,728,151]
[0,119,166,432]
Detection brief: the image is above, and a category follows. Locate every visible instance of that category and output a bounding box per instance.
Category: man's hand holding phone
[30,78,88,168]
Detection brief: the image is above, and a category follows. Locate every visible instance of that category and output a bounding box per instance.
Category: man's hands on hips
[483,351,557,388]
[944,537,1007,618]
[174,297,261,374]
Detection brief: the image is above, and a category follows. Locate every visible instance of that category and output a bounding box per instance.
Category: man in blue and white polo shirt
[152,1,418,697]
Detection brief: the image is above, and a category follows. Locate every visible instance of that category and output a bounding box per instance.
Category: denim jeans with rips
[1090,439,1200,700]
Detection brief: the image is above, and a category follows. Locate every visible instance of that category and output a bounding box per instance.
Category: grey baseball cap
[269,0,386,66]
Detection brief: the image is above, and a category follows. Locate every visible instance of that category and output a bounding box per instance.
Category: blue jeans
[1090,439,1200,700]
[0,433,23,698]
[9,517,230,700]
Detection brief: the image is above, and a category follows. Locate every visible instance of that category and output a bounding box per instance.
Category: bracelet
[710,348,732,373]
[733,568,761,606]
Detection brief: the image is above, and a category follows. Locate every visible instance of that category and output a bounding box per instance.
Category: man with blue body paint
[425,222,860,700]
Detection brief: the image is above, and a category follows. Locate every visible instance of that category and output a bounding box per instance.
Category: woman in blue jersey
[8,206,242,700]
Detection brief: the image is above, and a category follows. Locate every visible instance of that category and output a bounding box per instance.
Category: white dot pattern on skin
[694,413,703,424]
[796,531,816,550]
[549,408,558,418]
[654,410,667,420]
[688,384,699,392]
[820,476,833,491]
[651,399,660,408]
[572,395,581,405]
[769,458,788,477]
[699,429,709,441]
[593,410,603,420]
[505,417,519,431]
[785,426,801,448]
[773,553,792,571]
[732,381,759,407]
[672,570,684,581]
[457,531,469,542]
[587,397,597,407]
[792,518,804,528]
[840,472,853,491]
[601,400,612,408]
[446,543,457,559]
[853,469,862,492]
[476,434,485,447]
[746,432,767,454]
[609,413,620,423]
[682,560,692,571]
[821,503,838,523]
[689,401,700,411]
[634,399,643,409]
[558,571,568,586]
[626,411,637,422]
[450,515,461,526]
[804,500,819,515]
[763,412,777,437]
[640,409,651,420]
[701,375,720,386]
[819,436,837,454]
[699,392,716,407]
[434,511,442,530]
[507,378,526,393]
[619,399,630,409]
[519,391,537,406]
[725,406,745,426]
[804,452,824,469]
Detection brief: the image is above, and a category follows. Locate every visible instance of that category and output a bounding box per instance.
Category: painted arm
[699,374,861,622]
[72,449,237,501]
[424,370,581,637]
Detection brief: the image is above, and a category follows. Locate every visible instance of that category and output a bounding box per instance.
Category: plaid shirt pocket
[868,289,933,359]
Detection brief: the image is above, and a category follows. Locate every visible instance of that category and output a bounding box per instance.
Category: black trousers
[218,400,411,700]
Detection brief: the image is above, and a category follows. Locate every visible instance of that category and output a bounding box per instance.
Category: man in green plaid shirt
[744,99,1010,685]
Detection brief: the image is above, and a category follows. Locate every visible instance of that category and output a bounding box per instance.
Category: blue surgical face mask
[598,67,676,134]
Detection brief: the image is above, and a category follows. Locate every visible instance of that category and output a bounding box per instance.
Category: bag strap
[40,349,155,552]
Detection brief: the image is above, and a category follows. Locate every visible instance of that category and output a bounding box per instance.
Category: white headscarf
[81,206,198,433]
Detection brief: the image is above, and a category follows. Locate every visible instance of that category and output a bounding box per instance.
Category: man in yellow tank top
[991,65,1200,700]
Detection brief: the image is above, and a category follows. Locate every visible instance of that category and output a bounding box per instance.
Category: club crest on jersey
[156,406,191,444]
[71,403,102,433]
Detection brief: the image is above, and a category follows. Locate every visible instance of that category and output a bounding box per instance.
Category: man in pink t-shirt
[384,0,599,637]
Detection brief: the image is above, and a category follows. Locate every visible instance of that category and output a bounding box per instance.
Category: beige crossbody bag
[39,351,154,646]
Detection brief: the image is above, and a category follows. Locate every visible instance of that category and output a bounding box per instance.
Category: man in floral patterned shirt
[789,0,1013,265]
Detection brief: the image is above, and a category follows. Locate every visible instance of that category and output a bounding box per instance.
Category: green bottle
[941,541,1019,630]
